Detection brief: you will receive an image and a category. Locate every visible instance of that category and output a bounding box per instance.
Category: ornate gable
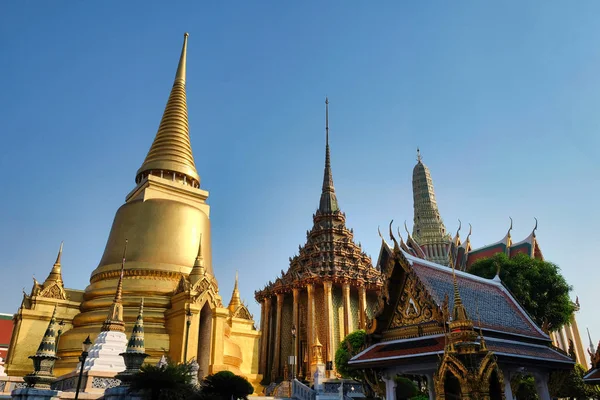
[38,282,68,301]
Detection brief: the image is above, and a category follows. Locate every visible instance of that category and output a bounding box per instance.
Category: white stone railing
[292,378,316,400]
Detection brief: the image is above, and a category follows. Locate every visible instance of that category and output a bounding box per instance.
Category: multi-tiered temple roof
[255,99,381,299]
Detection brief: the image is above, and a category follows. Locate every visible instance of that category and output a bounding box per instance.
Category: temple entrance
[444,372,462,400]
[489,370,502,400]
[197,302,213,379]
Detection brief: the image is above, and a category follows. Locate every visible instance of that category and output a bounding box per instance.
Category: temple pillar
[503,370,514,400]
[425,373,435,400]
[383,374,397,400]
[570,314,586,365]
[560,326,569,353]
[532,372,551,400]
[359,284,367,329]
[272,292,284,379]
[323,281,335,376]
[307,283,315,379]
[342,281,352,337]
[259,297,271,375]
[292,287,300,377]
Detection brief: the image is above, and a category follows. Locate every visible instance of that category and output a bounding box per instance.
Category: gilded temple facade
[5,33,261,388]
[255,100,382,383]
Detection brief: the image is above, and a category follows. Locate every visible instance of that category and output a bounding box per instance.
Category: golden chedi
[6,33,261,387]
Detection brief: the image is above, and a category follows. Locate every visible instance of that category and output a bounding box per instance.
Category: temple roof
[136,33,200,186]
[255,100,381,299]
[350,334,574,368]
[404,252,548,339]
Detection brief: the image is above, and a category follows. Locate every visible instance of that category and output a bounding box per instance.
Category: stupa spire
[136,33,200,187]
[319,97,339,213]
[228,271,241,313]
[189,234,205,285]
[126,299,146,353]
[102,240,127,332]
[451,265,469,322]
[411,147,451,265]
[43,242,64,287]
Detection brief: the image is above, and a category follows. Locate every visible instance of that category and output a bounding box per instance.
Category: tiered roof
[351,235,573,370]
[255,99,381,300]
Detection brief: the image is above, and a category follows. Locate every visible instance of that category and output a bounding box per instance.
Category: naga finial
[533,217,538,236]
[377,226,385,244]
[404,220,411,237]
[456,219,462,238]
[389,220,399,250]
[508,217,513,236]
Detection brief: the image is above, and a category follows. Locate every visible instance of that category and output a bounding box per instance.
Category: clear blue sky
[1,2,599,353]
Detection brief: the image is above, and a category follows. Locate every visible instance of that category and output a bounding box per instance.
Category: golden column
[323,281,335,376]
[342,281,352,337]
[359,284,367,330]
[292,287,300,377]
[306,283,315,378]
[272,293,284,379]
[570,314,586,365]
[259,297,271,375]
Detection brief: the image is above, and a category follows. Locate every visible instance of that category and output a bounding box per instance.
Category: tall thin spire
[319,97,339,213]
[589,328,595,353]
[189,234,206,285]
[136,33,200,186]
[102,240,127,332]
[228,271,241,313]
[43,242,64,287]
[451,264,468,322]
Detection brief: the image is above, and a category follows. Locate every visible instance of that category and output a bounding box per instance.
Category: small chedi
[5,32,261,389]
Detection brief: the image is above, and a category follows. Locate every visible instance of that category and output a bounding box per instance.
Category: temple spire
[228,271,241,313]
[411,147,451,265]
[319,97,339,213]
[43,242,64,287]
[189,234,205,285]
[451,264,469,322]
[136,33,200,187]
[102,240,127,332]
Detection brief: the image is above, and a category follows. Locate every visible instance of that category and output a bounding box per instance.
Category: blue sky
[1,2,599,353]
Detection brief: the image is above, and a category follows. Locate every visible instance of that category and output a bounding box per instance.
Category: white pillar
[503,370,514,400]
[383,375,397,400]
[425,373,436,400]
[532,372,551,400]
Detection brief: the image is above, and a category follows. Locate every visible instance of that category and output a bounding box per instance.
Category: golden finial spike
[234,270,239,290]
[136,33,200,186]
[325,96,329,146]
[175,33,189,83]
[228,270,241,313]
[101,239,127,332]
[55,241,63,264]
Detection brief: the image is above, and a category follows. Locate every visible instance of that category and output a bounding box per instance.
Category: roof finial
[404,220,411,238]
[228,270,242,313]
[189,234,205,285]
[175,33,189,83]
[455,219,462,239]
[533,217,538,237]
[588,328,595,353]
[377,226,386,245]
[319,97,339,213]
[55,241,63,265]
[325,96,329,147]
[43,242,65,287]
[417,147,422,163]
[451,259,469,322]
[508,217,513,237]
[389,220,399,250]
[101,239,127,332]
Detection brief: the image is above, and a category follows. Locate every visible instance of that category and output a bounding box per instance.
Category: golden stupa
[5,33,262,387]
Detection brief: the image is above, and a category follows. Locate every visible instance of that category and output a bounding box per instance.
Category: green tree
[394,376,418,400]
[200,370,254,400]
[469,253,574,331]
[335,330,383,397]
[128,361,198,400]
[549,364,596,399]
